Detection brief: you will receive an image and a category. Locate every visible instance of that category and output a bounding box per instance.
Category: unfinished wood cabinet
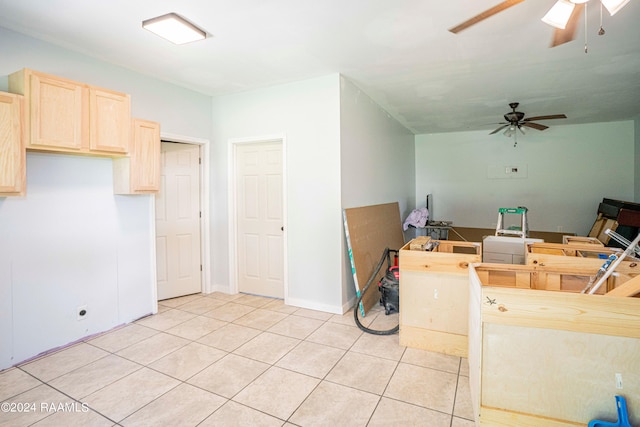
[8,68,130,157]
[89,87,130,154]
[525,242,639,293]
[399,237,482,357]
[468,263,640,426]
[113,118,160,194]
[10,69,84,151]
[0,92,26,196]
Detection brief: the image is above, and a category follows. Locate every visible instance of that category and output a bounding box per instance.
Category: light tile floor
[0,293,475,426]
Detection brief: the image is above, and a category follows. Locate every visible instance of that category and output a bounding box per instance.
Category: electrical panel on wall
[487,164,528,179]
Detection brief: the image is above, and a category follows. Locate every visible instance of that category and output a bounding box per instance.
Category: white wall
[415,121,635,236]
[210,75,343,312]
[339,76,415,309]
[0,27,212,369]
[635,116,640,203]
[0,153,152,366]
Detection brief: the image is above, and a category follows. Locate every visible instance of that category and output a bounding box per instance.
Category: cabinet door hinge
[199,157,202,165]
[200,264,203,271]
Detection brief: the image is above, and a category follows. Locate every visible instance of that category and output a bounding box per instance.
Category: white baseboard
[285,297,344,315]
[210,283,233,294]
[342,295,357,315]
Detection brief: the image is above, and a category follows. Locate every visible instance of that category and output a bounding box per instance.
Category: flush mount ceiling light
[142,13,206,45]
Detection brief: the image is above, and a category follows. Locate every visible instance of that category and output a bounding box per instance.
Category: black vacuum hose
[353,247,399,335]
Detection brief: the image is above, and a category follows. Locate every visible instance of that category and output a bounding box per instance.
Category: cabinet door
[113,119,160,194]
[0,92,25,196]
[30,72,84,150]
[89,88,130,154]
[131,119,160,192]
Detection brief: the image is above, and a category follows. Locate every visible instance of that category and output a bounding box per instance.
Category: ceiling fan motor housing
[505,111,525,123]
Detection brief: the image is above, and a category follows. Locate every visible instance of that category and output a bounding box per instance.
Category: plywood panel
[400,271,469,335]
[482,323,640,426]
[399,326,467,357]
[343,202,405,314]
[468,265,483,422]
[481,286,640,338]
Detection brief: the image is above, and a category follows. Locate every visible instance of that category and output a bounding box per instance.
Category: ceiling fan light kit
[600,0,631,15]
[450,0,630,48]
[542,0,576,29]
[490,102,567,147]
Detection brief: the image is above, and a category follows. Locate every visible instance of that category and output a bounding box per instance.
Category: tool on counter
[582,232,640,295]
[588,395,632,427]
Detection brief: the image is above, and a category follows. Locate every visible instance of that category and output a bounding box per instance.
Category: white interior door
[156,142,202,300]
[236,141,284,298]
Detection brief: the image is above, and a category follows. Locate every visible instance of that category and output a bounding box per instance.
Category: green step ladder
[496,207,529,238]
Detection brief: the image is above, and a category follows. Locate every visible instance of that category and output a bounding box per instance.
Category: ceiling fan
[449,0,631,47]
[489,102,567,145]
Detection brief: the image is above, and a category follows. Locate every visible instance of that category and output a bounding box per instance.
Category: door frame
[228,134,288,301]
[155,132,212,295]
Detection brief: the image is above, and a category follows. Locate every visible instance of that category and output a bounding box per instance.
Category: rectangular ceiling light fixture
[142,13,206,45]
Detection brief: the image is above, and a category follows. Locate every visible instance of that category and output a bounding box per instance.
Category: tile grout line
[3,293,473,426]
[17,366,121,426]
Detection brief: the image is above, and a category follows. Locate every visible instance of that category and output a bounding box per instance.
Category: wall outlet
[77,305,88,321]
[615,373,623,389]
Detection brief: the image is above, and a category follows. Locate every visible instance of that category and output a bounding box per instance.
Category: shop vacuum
[353,247,399,335]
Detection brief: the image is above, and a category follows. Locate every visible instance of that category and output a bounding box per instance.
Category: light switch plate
[488,164,528,179]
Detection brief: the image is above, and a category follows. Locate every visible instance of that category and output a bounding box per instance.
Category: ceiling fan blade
[449,0,525,34]
[550,3,584,47]
[521,122,548,131]
[489,124,509,135]
[524,114,567,121]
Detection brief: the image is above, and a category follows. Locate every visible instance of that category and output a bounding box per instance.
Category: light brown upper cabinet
[113,119,160,194]
[89,87,130,154]
[0,92,26,196]
[9,68,130,157]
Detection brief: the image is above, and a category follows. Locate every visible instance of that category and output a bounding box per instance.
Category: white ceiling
[1,0,639,134]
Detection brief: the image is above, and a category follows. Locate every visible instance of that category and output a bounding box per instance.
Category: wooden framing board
[343,202,405,314]
[448,227,572,244]
[469,263,640,426]
[399,239,481,356]
[525,242,639,292]
[472,262,626,294]
[606,274,640,297]
[562,235,603,246]
[527,242,618,257]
